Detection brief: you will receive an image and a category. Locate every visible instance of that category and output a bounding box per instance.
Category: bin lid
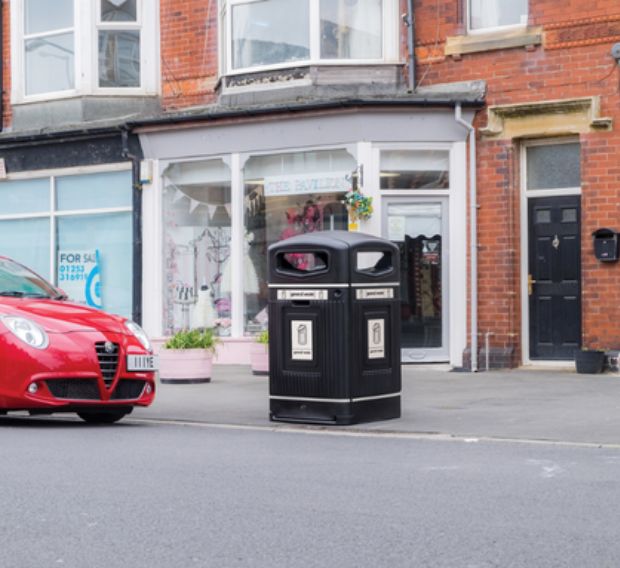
[268,230,400,286]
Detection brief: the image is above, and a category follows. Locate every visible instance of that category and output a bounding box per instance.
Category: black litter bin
[268,230,401,425]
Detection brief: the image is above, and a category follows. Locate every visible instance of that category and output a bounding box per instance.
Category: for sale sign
[57,250,102,309]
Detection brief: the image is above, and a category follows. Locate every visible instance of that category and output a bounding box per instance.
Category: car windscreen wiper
[53,293,68,300]
[0,291,26,297]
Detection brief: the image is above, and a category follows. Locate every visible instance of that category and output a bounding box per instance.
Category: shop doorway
[383,199,449,362]
[528,195,581,359]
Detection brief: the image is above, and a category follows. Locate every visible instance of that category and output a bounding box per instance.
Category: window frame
[95,0,143,93]
[466,0,528,35]
[0,163,133,287]
[11,0,159,103]
[220,0,399,77]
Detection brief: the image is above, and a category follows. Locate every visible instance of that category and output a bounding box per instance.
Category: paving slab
[131,365,620,445]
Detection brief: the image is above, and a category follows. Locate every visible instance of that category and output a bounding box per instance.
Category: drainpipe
[121,128,143,325]
[404,0,416,92]
[455,103,478,372]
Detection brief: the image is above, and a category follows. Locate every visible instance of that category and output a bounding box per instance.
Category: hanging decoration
[343,166,373,225]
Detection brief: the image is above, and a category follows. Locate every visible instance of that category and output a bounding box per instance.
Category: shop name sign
[264,171,350,197]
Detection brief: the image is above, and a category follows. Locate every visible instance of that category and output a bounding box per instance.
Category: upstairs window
[468,0,528,33]
[24,0,75,95]
[221,0,397,74]
[12,0,157,102]
[98,0,141,88]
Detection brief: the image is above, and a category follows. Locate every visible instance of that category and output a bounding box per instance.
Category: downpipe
[403,0,416,92]
[455,103,478,372]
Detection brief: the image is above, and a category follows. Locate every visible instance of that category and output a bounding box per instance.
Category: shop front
[138,107,472,367]
[0,132,141,322]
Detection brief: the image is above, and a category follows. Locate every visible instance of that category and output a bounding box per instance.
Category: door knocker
[552,234,560,250]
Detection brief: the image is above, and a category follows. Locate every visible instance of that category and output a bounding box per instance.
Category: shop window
[468,0,528,32]
[0,218,50,279]
[162,159,232,337]
[223,0,395,74]
[57,212,133,317]
[14,0,156,100]
[380,150,449,190]
[243,149,355,334]
[0,170,133,317]
[0,178,50,215]
[526,142,581,191]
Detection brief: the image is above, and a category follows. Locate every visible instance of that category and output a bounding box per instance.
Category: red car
[0,256,156,423]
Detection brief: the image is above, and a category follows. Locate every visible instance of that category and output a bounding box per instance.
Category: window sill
[445,26,542,57]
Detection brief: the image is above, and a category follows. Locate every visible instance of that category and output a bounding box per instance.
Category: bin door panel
[269,297,350,399]
[351,303,402,399]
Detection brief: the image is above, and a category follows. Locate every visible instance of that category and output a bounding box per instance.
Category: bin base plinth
[269,395,400,425]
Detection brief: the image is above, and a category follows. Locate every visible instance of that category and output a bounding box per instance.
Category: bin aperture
[268,230,401,425]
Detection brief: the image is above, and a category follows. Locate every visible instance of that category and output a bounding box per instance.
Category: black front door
[528,196,581,359]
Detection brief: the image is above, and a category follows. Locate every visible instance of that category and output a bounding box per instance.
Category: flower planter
[250,343,269,376]
[159,348,214,384]
[574,350,605,374]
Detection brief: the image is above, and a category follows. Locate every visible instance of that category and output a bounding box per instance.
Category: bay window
[24,0,75,95]
[222,0,397,74]
[98,0,141,88]
[12,0,157,101]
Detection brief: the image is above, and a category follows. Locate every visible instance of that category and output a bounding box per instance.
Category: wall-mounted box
[592,228,618,262]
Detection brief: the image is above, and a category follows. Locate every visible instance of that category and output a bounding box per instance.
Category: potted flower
[574,347,606,374]
[250,330,269,376]
[159,328,219,384]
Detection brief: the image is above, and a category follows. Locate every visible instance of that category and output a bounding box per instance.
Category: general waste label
[356,288,394,300]
[291,320,313,361]
[277,289,328,301]
[368,319,385,359]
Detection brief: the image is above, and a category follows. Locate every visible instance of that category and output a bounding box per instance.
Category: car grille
[111,379,147,400]
[46,379,101,400]
[95,342,120,388]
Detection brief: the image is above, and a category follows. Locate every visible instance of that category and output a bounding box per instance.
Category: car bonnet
[0,298,127,334]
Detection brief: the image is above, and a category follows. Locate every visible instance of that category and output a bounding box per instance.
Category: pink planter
[159,348,214,384]
[250,343,269,376]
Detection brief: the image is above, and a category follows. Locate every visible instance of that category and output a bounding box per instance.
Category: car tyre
[77,410,128,424]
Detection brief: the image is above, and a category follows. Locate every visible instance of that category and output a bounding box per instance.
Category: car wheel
[77,410,128,424]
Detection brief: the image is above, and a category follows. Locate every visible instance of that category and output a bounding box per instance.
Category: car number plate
[127,354,159,372]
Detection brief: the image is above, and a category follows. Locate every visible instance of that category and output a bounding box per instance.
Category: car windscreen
[0,258,58,298]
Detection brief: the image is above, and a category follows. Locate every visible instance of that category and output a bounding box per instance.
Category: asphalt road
[1,417,619,568]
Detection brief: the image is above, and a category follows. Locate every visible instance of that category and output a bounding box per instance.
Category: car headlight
[1,316,49,349]
[125,321,152,351]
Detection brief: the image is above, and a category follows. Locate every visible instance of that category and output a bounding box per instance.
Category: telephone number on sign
[59,274,87,282]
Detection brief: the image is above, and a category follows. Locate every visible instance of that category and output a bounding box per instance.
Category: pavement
[131,365,620,446]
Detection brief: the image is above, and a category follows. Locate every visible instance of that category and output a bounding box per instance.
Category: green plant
[256,330,269,345]
[164,328,219,352]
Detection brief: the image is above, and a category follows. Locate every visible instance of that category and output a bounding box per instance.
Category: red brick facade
[4,1,619,366]
[2,2,11,129]
[415,1,620,364]
[160,0,219,110]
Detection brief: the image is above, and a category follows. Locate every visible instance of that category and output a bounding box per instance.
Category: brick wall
[2,1,11,129]
[416,0,620,362]
[160,0,219,110]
